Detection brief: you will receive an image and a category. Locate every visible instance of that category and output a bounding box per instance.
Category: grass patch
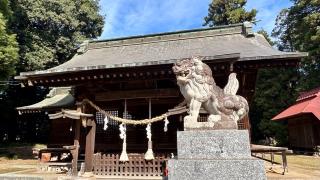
[273,154,320,170]
[265,154,320,179]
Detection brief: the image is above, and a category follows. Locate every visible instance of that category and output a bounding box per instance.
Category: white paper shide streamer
[164,116,169,132]
[119,123,129,162]
[144,123,154,160]
[103,116,109,131]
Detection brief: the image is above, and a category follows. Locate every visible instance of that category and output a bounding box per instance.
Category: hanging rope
[82,99,168,125]
[80,98,187,161]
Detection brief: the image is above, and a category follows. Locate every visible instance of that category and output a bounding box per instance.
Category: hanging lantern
[103,116,109,131]
[144,123,154,160]
[164,116,169,132]
[119,124,129,162]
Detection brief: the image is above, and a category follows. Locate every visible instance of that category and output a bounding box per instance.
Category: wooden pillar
[84,118,96,173]
[124,99,127,118]
[149,98,151,119]
[240,73,252,140]
[144,98,154,160]
[243,114,252,142]
[71,105,81,176]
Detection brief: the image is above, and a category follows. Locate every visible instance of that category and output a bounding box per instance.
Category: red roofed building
[273,88,320,150]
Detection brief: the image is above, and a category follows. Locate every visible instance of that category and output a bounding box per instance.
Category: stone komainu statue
[172,56,249,129]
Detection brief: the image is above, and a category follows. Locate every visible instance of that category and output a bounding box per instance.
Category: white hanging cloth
[119,123,129,162]
[103,116,109,131]
[164,116,169,132]
[144,123,154,160]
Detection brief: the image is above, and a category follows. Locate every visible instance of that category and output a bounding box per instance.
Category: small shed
[272,88,320,150]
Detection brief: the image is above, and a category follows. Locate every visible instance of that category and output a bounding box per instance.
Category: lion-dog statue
[172,56,249,130]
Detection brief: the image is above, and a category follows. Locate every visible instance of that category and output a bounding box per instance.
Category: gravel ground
[0,154,319,179]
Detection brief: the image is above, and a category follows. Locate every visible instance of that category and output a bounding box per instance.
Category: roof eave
[15,52,306,80]
[16,53,241,79]
[239,52,307,61]
[272,112,320,121]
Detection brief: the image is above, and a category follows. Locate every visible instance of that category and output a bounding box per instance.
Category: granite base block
[168,158,266,180]
[177,130,251,159]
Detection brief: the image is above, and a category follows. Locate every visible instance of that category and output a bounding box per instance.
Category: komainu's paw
[208,114,221,123]
[237,108,246,117]
[184,115,192,122]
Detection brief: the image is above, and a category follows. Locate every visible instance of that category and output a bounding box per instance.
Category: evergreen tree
[0,0,105,143]
[252,0,320,145]
[10,0,104,71]
[272,0,320,91]
[251,68,298,145]
[0,1,18,82]
[0,0,12,18]
[204,0,257,26]
[248,30,298,146]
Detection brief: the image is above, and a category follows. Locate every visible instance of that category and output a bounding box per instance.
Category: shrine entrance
[88,97,184,177]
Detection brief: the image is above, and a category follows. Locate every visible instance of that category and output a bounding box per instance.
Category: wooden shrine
[16,22,305,177]
[273,87,320,151]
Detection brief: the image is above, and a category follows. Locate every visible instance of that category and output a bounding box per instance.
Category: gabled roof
[17,87,74,113]
[16,22,306,79]
[272,88,320,121]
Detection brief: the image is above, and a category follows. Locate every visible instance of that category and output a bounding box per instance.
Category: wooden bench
[251,144,289,175]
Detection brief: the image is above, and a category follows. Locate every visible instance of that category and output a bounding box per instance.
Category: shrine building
[16,22,305,177]
[273,87,320,151]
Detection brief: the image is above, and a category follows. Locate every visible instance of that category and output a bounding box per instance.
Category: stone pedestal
[168,130,266,180]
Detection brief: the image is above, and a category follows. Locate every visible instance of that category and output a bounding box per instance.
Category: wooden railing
[93,153,168,177]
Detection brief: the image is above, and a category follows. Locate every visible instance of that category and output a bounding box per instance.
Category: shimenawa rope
[82,99,168,125]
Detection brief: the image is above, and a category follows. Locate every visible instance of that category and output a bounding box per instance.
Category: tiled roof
[272,88,320,121]
[17,22,306,79]
[297,87,320,101]
[16,87,74,113]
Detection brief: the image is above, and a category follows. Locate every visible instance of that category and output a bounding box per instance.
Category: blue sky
[98,0,292,40]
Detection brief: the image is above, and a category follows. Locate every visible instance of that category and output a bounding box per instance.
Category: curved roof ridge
[87,23,245,50]
[90,23,245,43]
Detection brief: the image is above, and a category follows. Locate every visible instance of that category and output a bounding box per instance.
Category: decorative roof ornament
[77,40,89,54]
[243,21,254,37]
